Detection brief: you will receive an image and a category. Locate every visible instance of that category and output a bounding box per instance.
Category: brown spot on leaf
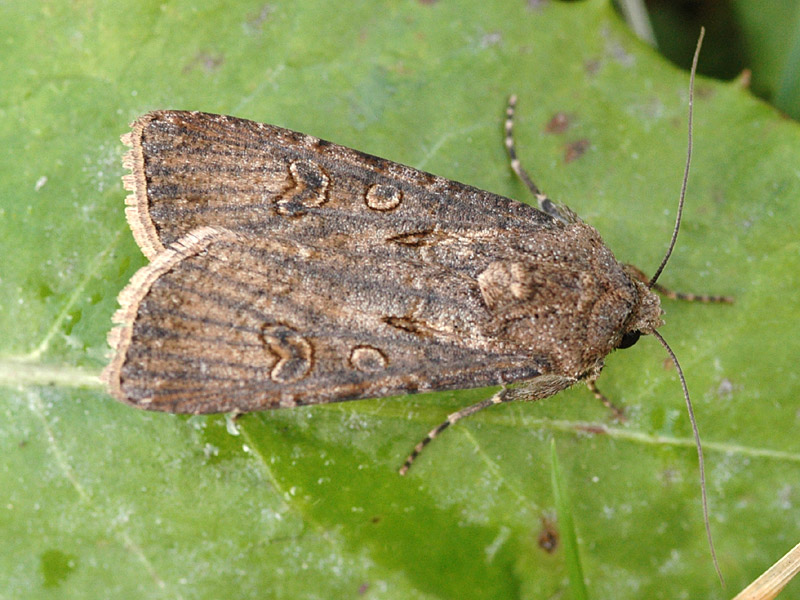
[564,139,589,163]
[545,112,570,134]
[538,516,559,553]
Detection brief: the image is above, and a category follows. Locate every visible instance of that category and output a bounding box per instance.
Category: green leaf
[550,439,588,600]
[2,1,800,598]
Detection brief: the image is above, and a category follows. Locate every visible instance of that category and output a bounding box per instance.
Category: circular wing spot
[261,324,313,383]
[349,345,388,372]
[365,184,402,211]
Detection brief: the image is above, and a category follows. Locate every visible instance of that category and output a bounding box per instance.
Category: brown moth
[105,105,672,413]
[104,107,671,418]
[104,29,726,578]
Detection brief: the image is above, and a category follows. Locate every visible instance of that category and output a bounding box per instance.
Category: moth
[104,34,728,577]
[104,40,729,454]
[104,31,726,575]
[104,104,683,435]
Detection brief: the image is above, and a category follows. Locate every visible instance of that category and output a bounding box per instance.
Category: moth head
[617,278,663,350]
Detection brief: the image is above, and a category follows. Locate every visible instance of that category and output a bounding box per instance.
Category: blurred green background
[630,0,800,118]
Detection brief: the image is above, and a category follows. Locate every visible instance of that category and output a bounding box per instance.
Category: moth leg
[504,95,544,199]
[624,264,734,304]
[586,379,626,422]
[504,96,577,224]
[399,387,514,475]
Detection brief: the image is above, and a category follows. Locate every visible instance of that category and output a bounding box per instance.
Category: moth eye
[617,330,641,350]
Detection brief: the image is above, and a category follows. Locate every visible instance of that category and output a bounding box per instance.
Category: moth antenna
[651,330,724,586]
[649,27,705,288]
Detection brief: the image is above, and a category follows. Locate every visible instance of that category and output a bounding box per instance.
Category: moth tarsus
[585,379,626,421]
[399,387,512,476]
